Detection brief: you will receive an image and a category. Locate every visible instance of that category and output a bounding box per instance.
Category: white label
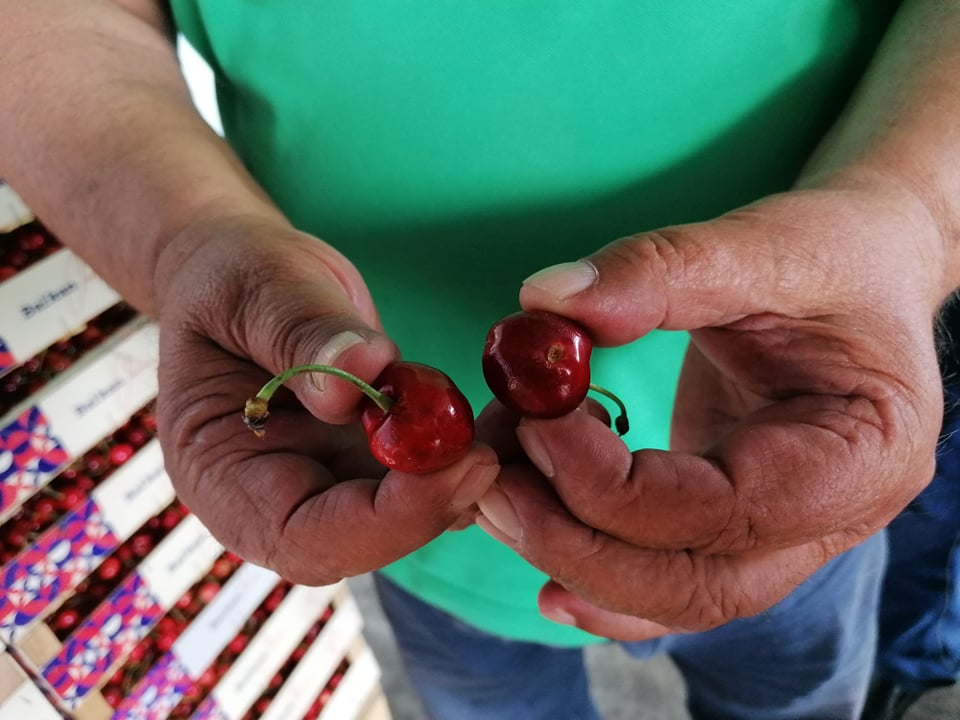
[92,440,174,540]
[137,514,222,609]
[172,562,279,679]
[318,646,381,720]
[32,320,159,456]
[210,583,342,720]
[0,249,119,364]
[259,597,362,720]
[0,182,33,233]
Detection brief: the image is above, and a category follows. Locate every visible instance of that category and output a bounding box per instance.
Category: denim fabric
[373,573,602,720]
[374,531,886,720]
[874,384,960,694]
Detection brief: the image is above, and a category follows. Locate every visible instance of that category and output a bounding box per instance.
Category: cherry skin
[244,360,475,474]
[483,310,592,418]
[360,362,475,473]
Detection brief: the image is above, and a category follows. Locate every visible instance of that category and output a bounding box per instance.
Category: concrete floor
[347,574,960,720]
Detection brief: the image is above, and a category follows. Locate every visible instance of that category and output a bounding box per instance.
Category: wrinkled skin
[476,183,949,640]
[0,0,957,651]
[154,217,499,584]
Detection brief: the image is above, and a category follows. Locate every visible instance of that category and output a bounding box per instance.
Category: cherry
[97,555,122,581]
[108,442,135,467]
[483,310,629,433]
[243,360,475,474]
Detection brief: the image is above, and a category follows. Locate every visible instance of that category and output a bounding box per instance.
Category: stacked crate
[0,180,391,720]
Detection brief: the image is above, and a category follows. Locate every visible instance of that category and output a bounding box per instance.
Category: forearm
[0,0,287,314]
[799,0,960,301]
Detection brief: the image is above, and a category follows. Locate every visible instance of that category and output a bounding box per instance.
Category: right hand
[153,215,499,584]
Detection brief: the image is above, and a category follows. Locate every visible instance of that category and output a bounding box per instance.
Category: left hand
[476,179,949,641]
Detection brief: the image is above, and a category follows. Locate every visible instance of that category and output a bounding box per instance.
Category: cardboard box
[0,317,158,523]
[112,561,282,720]
[190,583,345,720]
[0,440,174,647]
[13,514,222,718]
[258,592,365,720]
[0,651,61,720]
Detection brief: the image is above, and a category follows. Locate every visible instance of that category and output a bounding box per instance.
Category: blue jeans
[874,387,960,694]
[374,531,886,720]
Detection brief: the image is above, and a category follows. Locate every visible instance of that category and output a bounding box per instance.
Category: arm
[0,0,498,583]
[479,0,960,638]
[0,0,282,314]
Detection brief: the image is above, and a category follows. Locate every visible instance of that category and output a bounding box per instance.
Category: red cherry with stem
[243,361,475,474]
[482,310,629,433]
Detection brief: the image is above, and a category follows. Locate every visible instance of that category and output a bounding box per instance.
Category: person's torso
[171,0,899,645]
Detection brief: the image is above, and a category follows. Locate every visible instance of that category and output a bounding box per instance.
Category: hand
[476,178,948,640]
[153,216,498,583]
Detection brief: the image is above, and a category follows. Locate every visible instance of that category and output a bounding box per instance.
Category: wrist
[796,162,959,309]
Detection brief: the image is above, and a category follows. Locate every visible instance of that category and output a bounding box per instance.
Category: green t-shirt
[171,1,898,646]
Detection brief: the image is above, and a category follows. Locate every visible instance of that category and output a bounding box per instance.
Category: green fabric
[171,0,898,646]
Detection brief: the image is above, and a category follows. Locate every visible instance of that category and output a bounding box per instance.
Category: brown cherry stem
[588,383,630,436]
[243,363,394,437]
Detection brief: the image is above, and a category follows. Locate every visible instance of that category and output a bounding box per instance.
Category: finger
[537,581,674,642]
[474,400,525,462]
[516,192,928,346]
[161,220,400,425]
[478,466,838,631]
[475,398,610,464]
[176,429,499,585]
[514,401,928,553]
[270,442,499,582]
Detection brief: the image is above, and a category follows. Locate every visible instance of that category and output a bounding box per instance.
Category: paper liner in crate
[0,439,175,648]
[11,514,222,719]
[0,316,158,524]
[0,181,33,233]
[111,562,282,719]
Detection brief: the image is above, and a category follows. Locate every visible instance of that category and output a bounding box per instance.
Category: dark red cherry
[244,361,475,474]
[360,362,475,473]
[482,311,592,418]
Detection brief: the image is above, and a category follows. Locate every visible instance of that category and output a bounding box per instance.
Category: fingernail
[310,331,368,392]
[543,607,577,627]
[451,462,500,509]
[522,260,598,300]
[476,484,522,542]
[516,424,555,478]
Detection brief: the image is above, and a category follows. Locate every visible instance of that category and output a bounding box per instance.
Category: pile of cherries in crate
[0,220,59,282]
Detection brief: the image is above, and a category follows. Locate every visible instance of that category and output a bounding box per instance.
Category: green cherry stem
[588,383,630,436]
[243,363,394,437]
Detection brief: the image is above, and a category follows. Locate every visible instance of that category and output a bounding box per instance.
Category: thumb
[517,201,826,346]
[159,219,400,425]
[244,236,401,424]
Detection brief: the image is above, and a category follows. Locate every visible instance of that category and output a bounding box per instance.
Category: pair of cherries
[243,311,626,474]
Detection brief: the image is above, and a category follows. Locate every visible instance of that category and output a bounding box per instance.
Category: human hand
[476,179,949,640]
[153,216,498,583]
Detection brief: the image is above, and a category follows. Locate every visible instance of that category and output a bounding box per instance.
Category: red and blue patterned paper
[111,653,194,720]
[42,572,164,708]
[0,406,70,515]
[0,338,14,376]
[0,497,118,645]
[189,696,231,720]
